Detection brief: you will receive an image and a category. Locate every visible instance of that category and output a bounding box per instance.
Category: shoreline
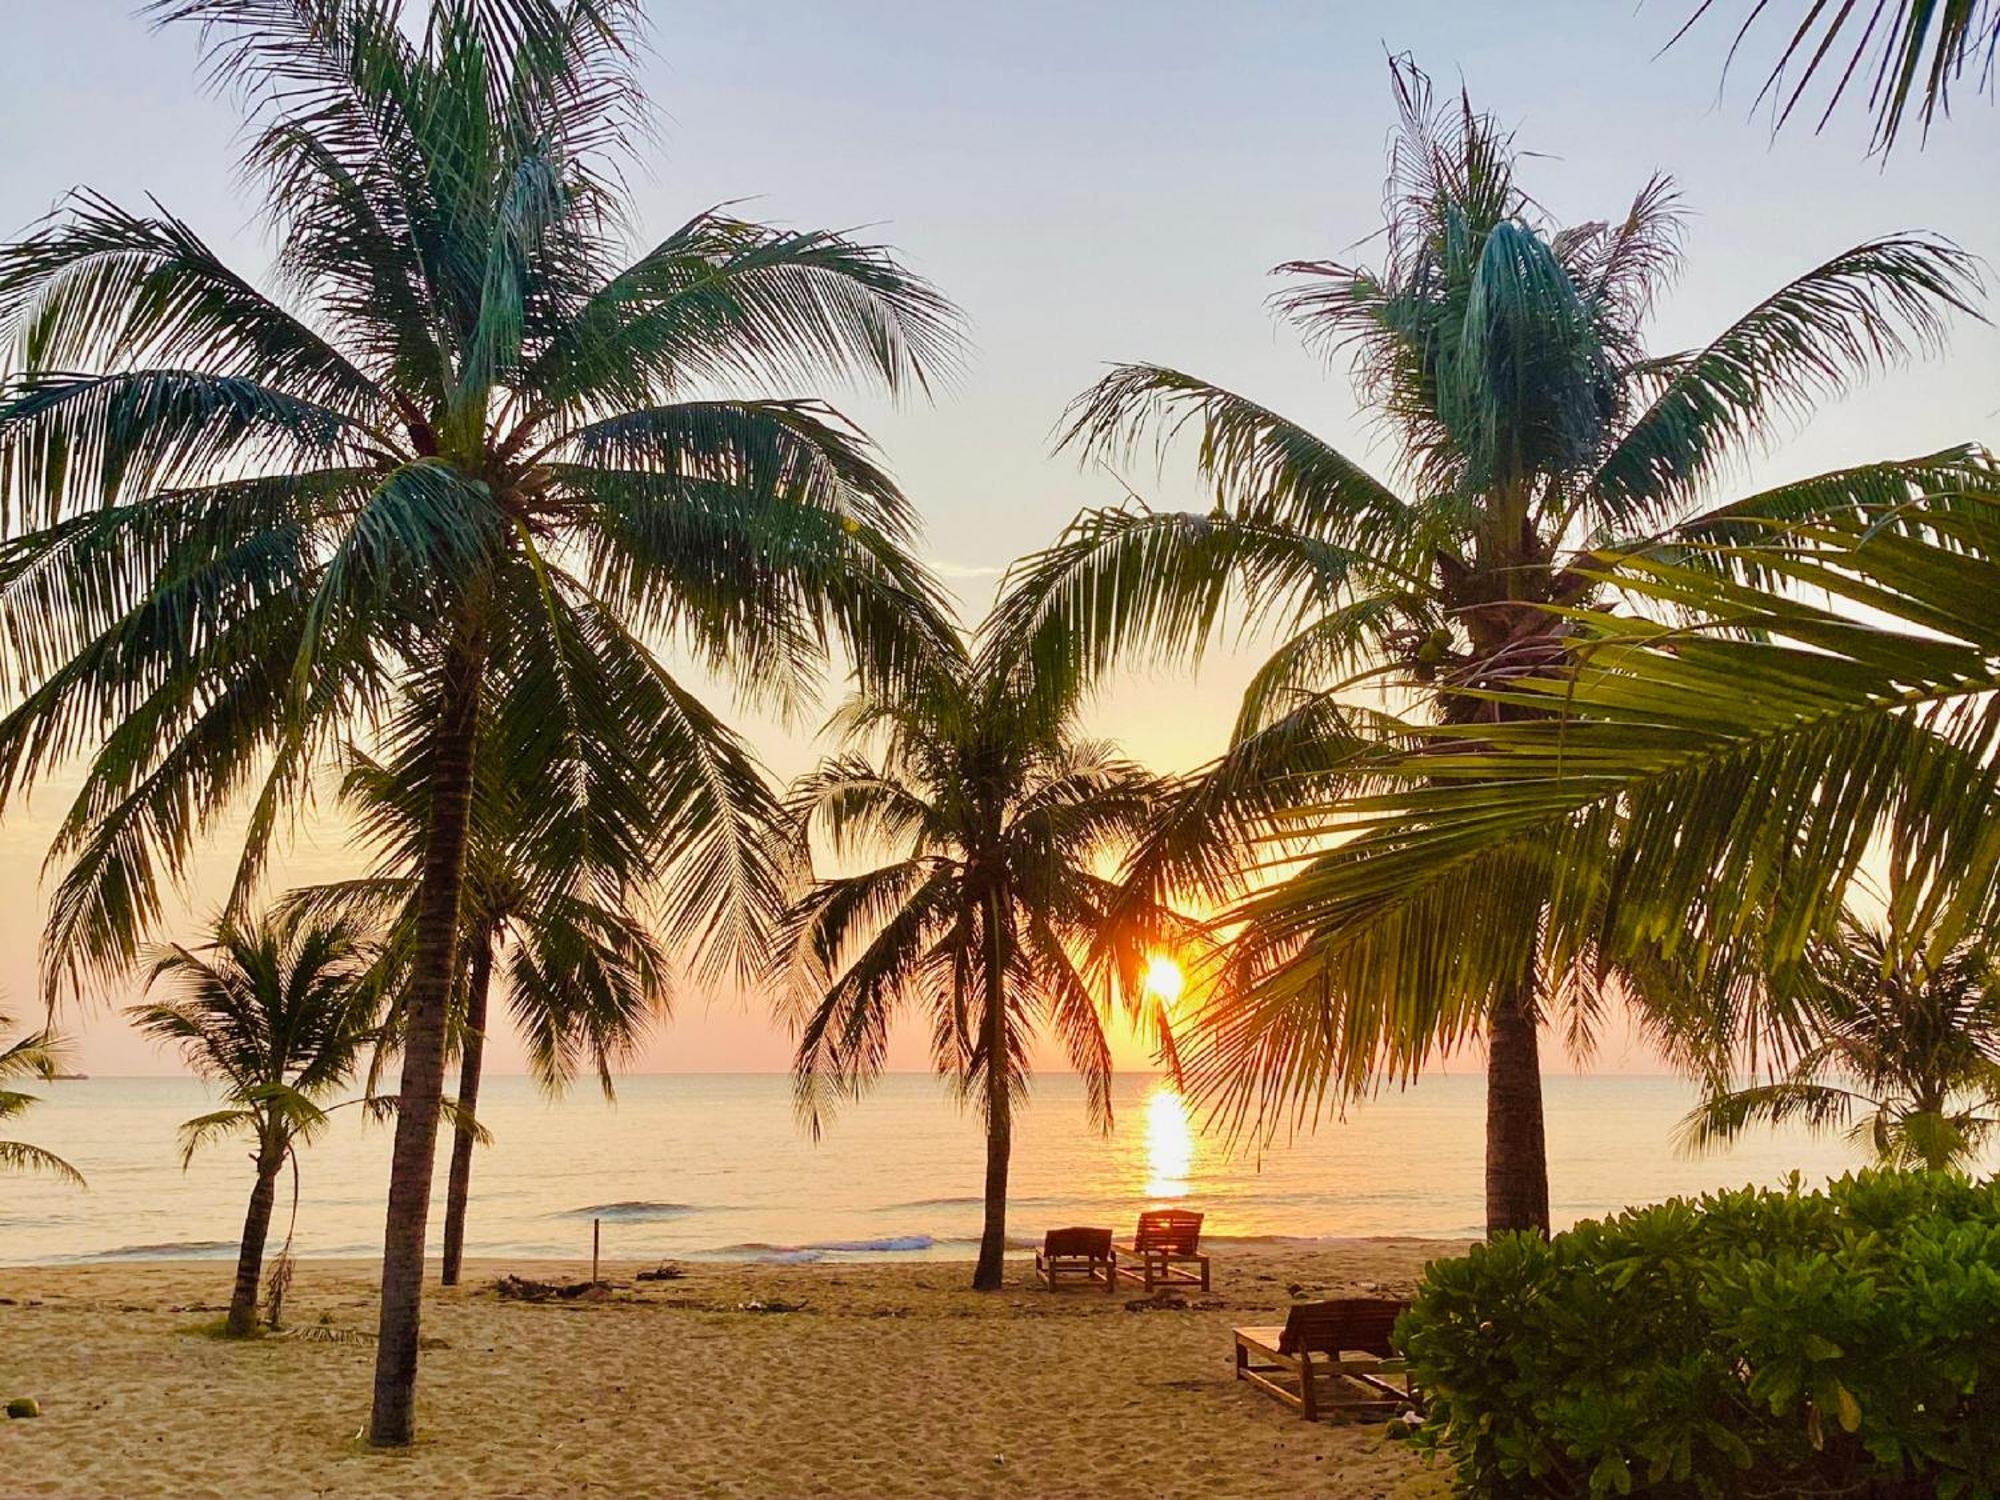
[1,1230,1480,1272]
[0,1241,1464,1498]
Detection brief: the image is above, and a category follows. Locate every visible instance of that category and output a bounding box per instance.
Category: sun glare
[1142,954,1185,1009]
[1144,1086,1195,1199]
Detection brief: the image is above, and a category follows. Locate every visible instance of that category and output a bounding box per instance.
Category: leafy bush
[1396,1172,2000,1498]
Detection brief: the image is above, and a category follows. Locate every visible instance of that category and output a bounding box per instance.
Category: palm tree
[0,0,954,1443]
[431,853,668,1288]
[1677,919,2000,1172]
[779,643,1175,1290]
[130,910,382,1337]
[1671,1,2000,151]
[988,58,1981,1236]
[0,1018,83,1185]
[1204,479,2000,1152]
[298,740,678,1288]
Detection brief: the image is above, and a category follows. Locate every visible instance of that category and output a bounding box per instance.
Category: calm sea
[0,1072,1913,1267]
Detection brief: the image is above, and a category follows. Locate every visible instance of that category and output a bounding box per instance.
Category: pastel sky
[1,2,1994,1078]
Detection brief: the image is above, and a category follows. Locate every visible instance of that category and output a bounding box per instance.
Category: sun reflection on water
[1143,1086,1195,1199]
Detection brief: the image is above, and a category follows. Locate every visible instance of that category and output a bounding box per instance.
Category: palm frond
[0,1139,85,1185]
[1194,488,2000,1132]
[1591,236,1982,528]
[1672,0,2000,150]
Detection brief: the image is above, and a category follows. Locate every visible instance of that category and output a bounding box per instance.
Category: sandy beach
[0,1240,1460,1499]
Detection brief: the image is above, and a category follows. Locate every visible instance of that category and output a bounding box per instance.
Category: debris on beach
[6,1397,41,1419]
[270,1325,379,1345]
[266,1328,450,1352]
[495,1274,607,1304]
[1124,1293,1188,1312]
[736,1297,807,1314]
[635,1262,688,1282]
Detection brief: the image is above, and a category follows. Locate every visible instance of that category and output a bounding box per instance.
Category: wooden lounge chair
[1114,1209,1210,1291]
[1233,1299,1415,1421]
[1034,1226,1115,1290]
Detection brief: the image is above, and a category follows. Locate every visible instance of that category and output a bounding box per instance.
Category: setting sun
[1142,954,1185,1008]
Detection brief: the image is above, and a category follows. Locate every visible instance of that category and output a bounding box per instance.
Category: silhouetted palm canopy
[0,1017,83,1184]
[1674,0,2000,151]
[779,641,1182,1287]
[129,910,383,1167]
[989,59,1982,1142]
[1677,917,2000,1172]
[0,0,955,1443]
[781,651,1175,1135]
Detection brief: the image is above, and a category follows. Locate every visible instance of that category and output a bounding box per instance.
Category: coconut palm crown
[0,0,956,1443]
[988,58,1982,1234]
[1680,917,2000,1172]
[779,641,1179,1290]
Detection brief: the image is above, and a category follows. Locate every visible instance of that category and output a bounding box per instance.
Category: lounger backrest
[1043,1226,1112,1258]
[1132,1209,1204,1254]
[1278,1299,1409,1359]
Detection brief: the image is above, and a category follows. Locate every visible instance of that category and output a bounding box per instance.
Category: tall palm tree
[130,910,383,1337]
[1204,481,2000,1162]
[1677,918,2000,1172]
[779,644,1175,1290]
[300,739,679,1288]
[988,59,1981,1236]
[1672,0,2000,151]
[0,1,954,1442]
[0,1018,83,1186]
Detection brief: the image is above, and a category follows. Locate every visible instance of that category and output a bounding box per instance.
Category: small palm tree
[991,58,1979,1236]
[779,644,1174,1290]
[130,911,382,1337]
[298,741,678,1288]
[1680,920,2000,1172]
[0,1018,83,1185]
[432,851,667,1287]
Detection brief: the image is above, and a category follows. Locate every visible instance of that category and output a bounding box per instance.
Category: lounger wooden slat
[1232,1299,1416,1421]
[1114,1208,1210,1291]
[1034,1226,1116,1290]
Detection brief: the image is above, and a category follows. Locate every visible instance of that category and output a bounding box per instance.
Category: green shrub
[1396,1171,2000,1498]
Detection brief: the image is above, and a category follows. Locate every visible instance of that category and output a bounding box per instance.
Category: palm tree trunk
[370,630,484,1447]
[1485,977,1550,1237]
[1460,620,1553,1240]
[226,1143,282,1338]
[440,931,494,1288]
[973,889,1011,1292]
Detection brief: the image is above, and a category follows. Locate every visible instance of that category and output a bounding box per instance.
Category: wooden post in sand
[592,1218,601,1285]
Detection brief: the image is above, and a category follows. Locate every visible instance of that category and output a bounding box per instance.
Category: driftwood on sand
[495,1274,608,1304]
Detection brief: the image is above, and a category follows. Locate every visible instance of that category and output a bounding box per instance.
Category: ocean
[0,1071,1906,1267]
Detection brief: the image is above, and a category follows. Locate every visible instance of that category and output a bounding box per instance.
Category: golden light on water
[1143,1086,1195,1199]
[1142,954,1185,1009]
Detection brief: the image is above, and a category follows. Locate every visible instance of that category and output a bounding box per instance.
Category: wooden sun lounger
[1114,1208,1210,1291]
[1034,1226,1116,1290]
[1233,1299,1415,1421]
